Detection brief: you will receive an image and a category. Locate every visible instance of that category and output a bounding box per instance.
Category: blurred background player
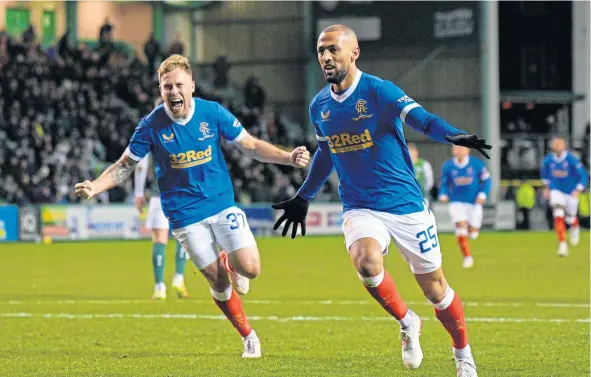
[408,143,434,206]
[134,150,189,300]
[439,145,492,268]
[76,54,310,358]
[541,137,589,256]
[273,25,490,377]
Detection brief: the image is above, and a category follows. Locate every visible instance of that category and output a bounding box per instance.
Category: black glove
[445,134,492,159]
[272,196,309,239]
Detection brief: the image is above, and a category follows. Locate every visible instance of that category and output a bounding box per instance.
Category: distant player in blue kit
[439,145,492,268]
[273,25,490,377]
[75,54,310,358]
[541,137,588,256]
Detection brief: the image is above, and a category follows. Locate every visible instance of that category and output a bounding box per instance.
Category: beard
[325,66,348,84]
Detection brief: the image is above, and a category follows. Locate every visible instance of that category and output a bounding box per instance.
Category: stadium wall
[0,1,66,42]
[193,1,306,124]
[572,0,590,139]
[76,2,152,59]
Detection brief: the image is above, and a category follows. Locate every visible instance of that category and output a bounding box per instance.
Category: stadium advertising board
[0,205,19,242]
[278,202,516,236]
[241,206,275,237]
[41,205,145,241]
[37,205,274,241]
[296,203,344,235]
[312,1,479,49]
[19,207,41,242]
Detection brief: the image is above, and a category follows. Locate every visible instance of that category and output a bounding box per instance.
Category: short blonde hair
[158,54,192,80]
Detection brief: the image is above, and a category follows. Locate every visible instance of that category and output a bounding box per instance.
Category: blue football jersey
[126,98,244,229]
[307,70,427,215]
[541,152,588,194]
[439,156,491,204]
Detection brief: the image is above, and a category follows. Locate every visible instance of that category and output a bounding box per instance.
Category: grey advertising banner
[19,207,41,242]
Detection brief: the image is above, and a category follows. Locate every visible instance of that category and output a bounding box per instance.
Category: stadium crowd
[0,27,337,206]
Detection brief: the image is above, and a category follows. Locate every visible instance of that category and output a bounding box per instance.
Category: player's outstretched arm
[404,109,491,159]
[378,81,492,158]
[234,131,310,167]
[75,152,139,200]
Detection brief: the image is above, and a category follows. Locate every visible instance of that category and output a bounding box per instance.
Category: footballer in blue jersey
[541,137,588,256]
[272,25,490,376]
[439,146,492,268]
[75,55,310,358]
[133,97,190,300]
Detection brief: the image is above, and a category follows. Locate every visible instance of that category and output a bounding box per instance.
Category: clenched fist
[290,146,310,168]
[74,180,96,200]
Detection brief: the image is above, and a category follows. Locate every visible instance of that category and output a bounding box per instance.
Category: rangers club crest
[198,122,215,141]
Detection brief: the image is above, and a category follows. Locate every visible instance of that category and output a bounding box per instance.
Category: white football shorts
[448,202,483,229]
[171,206,256,270]
[342,206,442,274]
[145,196,169,230]
[549,189,579,217]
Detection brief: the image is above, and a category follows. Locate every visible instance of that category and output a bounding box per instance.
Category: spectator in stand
[167,32,184,56]
[244,76,266,113]
[99,18,113,45]
[213,54,231,89]
[22,25,36,45]
[144,33,161,76]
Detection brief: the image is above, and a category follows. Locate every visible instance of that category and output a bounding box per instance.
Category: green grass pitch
[0,232,589,377]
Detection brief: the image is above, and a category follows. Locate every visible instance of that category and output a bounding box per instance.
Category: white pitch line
[2,299,589,308]
[0,312,589,324]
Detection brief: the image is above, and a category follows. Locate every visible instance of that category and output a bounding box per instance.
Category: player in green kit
[135,152,189,299]
[408,144,434,206]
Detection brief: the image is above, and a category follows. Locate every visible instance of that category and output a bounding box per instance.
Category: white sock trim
[398,309,416,330]
[553,208,565,217]
[455,228,468,237]
[453,344,473,360]
[359,269,385,288]
[433,286,455,310]
[243,329,257,340]
[210,285,233,301]
[469,232,479,240]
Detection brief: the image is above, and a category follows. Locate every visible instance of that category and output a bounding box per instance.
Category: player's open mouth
[324,66,335,74]
[170,98,183,109]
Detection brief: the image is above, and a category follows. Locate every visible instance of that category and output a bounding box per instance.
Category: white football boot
[569,226,580,246]
[220,251,250,295]
[242,331,262,358]
[152,283,166,300]
[454,345,478,377]
[400,312,423,369]
[557,241,568,257]
[171,275,189,298]
[462,256,474,269]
